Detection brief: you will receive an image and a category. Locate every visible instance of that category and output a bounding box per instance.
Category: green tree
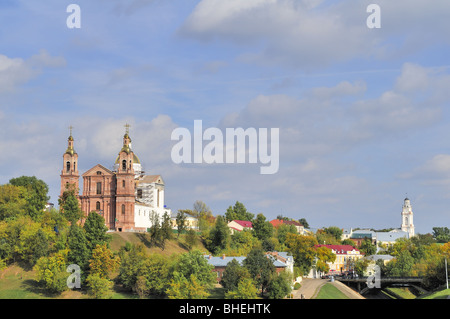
[166,272,210,299]
[86,273,114,299]
[298,218,309,229]
[323,226,343,241]
[432,227,450,243]
[59,189,83,224]
[67,224,90,271]
[243,248,275,296]
[205,215,230,254]
[253,213,274,241]
[185,229,197,250]
[148,211,161,247]
[83,211,111,251]
[143,254,172,296]
[9,176,49,221]
[225,278,259,299]
[277,224,298,246]
[160,211,172,250]
[359,238,377,256]
[118,244,148,290]
[220,258,251,292]
[285,233,318,275]
[0,184,28,221]
[34,249,69,294]
[225,201,254,222]
[386,250,414,277]
[176,210,187,237]
[172,250,215,288]
[267,271,292,299]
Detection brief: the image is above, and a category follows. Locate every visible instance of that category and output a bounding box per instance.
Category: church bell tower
[60,126,80,197]
[401,197,415,238]
[114,124,137,231]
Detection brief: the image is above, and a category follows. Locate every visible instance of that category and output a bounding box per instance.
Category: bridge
[336,276,425,294]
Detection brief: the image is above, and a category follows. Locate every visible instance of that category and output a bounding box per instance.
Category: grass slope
[314,283,350,299]
[0,231,208,299]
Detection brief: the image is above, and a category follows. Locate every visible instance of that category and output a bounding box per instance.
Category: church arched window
[96,182,102,194]
[122,180,125,188]
[96,201,100,210]
[122,160,126,171]
[121,204,125,215]
[66,161,70,172]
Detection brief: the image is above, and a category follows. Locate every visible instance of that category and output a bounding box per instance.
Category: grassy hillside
[0,231,209,299]
[419,288,450,299]
[109,231,208,256]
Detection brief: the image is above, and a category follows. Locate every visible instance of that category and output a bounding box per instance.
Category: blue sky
[1,0,450,234]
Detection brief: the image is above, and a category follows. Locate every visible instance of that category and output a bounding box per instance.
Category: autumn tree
[9,176,49,221]
[34,249,69,294]
[89,243,120,279]
[285,233,318,275]
[224,278,259,299]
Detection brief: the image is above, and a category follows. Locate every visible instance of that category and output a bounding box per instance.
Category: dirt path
[292,278,328,299]
[293,278,365,299]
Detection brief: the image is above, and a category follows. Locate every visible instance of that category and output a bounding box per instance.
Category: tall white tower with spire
[401,197,415,238]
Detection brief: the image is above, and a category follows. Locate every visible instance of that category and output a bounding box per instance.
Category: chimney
[222,254,226,260]
[209,255,212,259]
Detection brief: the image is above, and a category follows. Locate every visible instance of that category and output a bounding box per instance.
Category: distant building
[170,213,199,231]
[269,219,310,235]
[315,244,364,275]
[227,220,253,234]
[204,252,294,283]
[45,203,54,211]
[60,125,171,232]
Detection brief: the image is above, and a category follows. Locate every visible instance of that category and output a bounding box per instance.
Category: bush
[86,273,113,299]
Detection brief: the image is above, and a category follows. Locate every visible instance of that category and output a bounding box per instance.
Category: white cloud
[180,0,450,69]
[0,50,65,93]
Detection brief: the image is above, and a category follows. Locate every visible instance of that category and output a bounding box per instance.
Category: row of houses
[227,218,312,235]
[204,252,295,283]
[170,215,396,279]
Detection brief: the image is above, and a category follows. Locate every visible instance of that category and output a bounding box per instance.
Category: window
[74,162,76,171]
[122,180,125,188]
[96,171,102,175]
[122,160,126,171]
[96,201,100,210]
[137,189,142,198]
[121,204,125,215]
[66,161,70,172]
[96,182,102,194]
[157,189,160,207]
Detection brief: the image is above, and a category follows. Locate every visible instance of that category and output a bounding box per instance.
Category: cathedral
[60,125,171,232]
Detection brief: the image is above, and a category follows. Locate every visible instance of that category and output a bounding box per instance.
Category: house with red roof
[227,220,253,234]
[269,219,310,235]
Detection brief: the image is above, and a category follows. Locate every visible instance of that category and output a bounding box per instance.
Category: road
[293,278,365,299]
